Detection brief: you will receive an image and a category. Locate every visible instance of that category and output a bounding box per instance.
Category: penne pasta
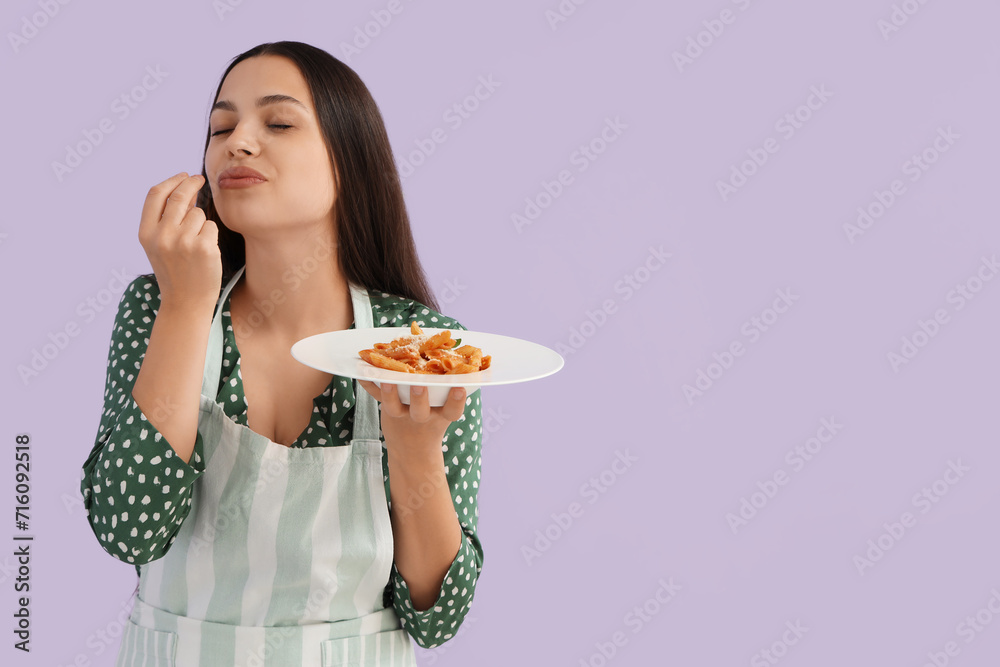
[358,322,489,375]
[359,349,414,373]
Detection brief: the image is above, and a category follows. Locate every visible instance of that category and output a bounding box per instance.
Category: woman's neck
[231,232,354,343]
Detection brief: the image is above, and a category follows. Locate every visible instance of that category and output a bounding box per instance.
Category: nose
[225,124,258,157]
[227,141,255,157]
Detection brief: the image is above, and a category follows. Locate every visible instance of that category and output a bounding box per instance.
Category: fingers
[369,382,466,425]
[198,217,219,242]
[440,387,467,423]
[138,173,207,251]
[178,205,208,241]
[162,175,206,226]
[139,172,188,240]
[407,385,431,423]
[378,383,407,419]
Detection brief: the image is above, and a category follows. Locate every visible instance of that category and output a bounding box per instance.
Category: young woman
[80,41,484,666]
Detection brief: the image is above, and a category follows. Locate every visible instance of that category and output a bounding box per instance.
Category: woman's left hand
[356,381,467,462]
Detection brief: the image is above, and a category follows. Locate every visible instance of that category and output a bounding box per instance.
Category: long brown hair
[193,41,439,311]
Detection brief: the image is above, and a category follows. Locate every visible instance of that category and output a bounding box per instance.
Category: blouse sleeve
[80,276,208,568]
[383,314,486,649]
[375,310,483,648]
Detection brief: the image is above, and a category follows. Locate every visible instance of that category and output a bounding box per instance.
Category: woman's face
[205,54,336,237]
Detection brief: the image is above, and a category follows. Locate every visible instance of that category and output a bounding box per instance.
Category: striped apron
[116,265,417,666]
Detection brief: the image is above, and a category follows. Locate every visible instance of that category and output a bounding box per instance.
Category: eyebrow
[210,94,308,115]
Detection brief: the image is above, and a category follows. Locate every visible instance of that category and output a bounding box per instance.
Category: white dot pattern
[79,276,484,648]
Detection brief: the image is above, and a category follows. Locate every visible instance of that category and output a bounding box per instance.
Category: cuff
[391,535,481,649]
[121,392,207,479]
[82,394,208,565]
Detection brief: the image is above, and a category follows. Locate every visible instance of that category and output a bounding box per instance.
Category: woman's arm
[130,284,216,465]
[80,277,210,565]
[361,379,485,649]
[385,401,465,609]
[388,388,485,648]
[357,297,486,647]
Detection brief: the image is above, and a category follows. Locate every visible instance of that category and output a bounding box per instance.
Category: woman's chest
[236,335,335,447]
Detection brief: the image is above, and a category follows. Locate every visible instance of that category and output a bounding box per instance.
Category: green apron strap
[202,265,245,400]
[348,282,379,442]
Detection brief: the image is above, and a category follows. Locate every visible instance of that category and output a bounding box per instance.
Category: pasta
[359,322,491,374]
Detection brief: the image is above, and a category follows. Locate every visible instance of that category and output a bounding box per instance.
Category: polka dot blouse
[80,275,484,649]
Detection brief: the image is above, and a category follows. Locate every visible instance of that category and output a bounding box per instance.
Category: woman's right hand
[138,172,222,310]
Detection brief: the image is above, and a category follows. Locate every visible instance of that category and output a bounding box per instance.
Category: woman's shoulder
[365,289,467,332]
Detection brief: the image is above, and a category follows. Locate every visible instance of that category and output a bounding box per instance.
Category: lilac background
[3,0,999,665]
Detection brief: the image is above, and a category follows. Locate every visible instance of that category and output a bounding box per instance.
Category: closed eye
[211,124,292,137]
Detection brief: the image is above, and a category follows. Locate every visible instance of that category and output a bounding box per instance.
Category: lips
[218,166,267,185]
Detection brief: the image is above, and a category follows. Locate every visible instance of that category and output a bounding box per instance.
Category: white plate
[290,327,564,406]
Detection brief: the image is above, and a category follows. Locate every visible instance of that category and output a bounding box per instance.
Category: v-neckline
[221,290,347,448]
